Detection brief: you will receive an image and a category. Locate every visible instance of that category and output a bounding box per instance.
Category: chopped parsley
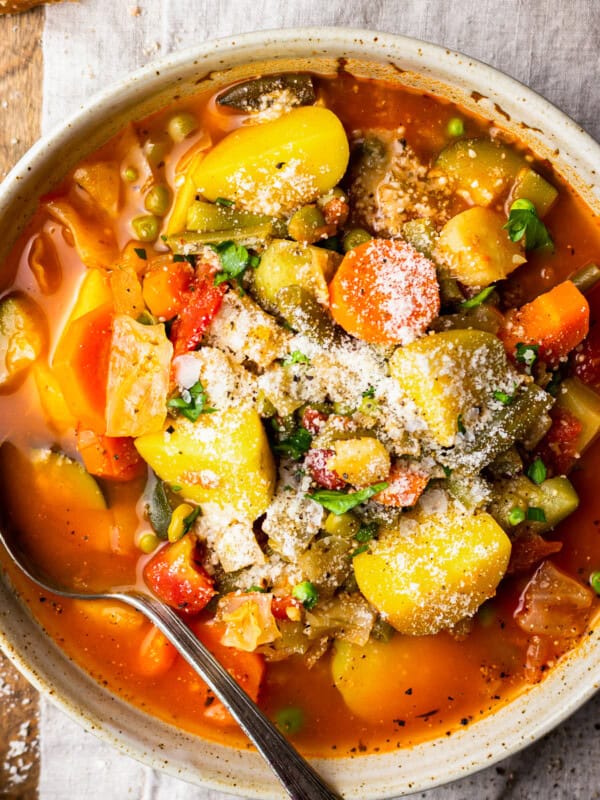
[355,523,377,543]
[283,350,311,366]
[493,387,516,405]
[307,482,388,515]
[351,544,369,558]
[273,427,312,460]
[589,571,600,595]
[461,285,495,309]
[526,506,547,523]
[504,199,553,251]
[457,414,466,434]
[167,380,216,422]
[172,253,196,265]
[527,457,547,485]
[515,342,539,369]
[212,240,260,285]
[362,385,376,399]
[134,247,147,260]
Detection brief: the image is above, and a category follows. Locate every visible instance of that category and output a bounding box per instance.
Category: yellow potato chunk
[327,437,390,486]
[68,268,113,321]
[435,206,525,288]
[135,408,275,521]
[253,239,338,309]
[0,291,48,393]
[32,361,76,434]
[389,329,509,447]
[436,138,524,206]
[353,508,511,635]
[192,107,350,215]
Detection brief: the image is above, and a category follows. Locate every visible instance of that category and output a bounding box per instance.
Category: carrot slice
[76,426,146,481]
[374,462,429,507]
[501,280,589,365]
[142,255,194,319]
[329,238,440,345]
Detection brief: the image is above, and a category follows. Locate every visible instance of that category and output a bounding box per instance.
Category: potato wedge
[353,506,511,635]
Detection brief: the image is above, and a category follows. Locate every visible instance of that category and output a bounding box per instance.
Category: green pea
[144,137,170,168]
[167,112,199,143]
[288,205,327,243]
[589,571,600,595]
[342,228,372,252]
[139,532,160,553]
[123,166,138,182]
[274,707,304,735]
[144,184,172,217]
[291,580,318,610]
[132,214,160,242]
[447,117,465,137]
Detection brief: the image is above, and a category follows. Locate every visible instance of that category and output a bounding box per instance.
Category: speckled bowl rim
[1,27,600,800]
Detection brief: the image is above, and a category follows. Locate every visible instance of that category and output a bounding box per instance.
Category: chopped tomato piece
[501,280,589,366]
[52,303,113,432]
[190,621,265,726]
[329,238,440,345]
[170,264,225,356]
[300,407,329,435]
[506,533,562,575]
[142,256,195,319]
[271,595,302,620]
[143,534,216,615]
[136,624,177,677]
[76,426,146,481]
[571,321,600,389]
[305,448,347,490]
[374,462,429,507]
[535,407,583,476]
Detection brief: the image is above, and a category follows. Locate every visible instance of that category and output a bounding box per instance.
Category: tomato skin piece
[329,238,440,345]
[170,265,225,356]
[506,533,562,575]
[53,303,113,433]
[143,535,216,615]
[305,448,347,490]
[535,407,583,476]
[76,426,146,481]
[572,322,600,389]
[300,407,329,435]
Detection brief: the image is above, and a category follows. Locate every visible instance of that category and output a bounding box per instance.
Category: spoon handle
[118,591,343,800]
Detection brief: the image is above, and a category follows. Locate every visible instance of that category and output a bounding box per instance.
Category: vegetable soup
[1,69,600,757]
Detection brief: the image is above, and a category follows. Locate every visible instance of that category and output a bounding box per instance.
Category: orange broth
[1,72,600,757]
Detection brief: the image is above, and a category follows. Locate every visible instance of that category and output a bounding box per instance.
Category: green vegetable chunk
[307,482,388,515]
[217,74,315,110]
[292,580,319,609]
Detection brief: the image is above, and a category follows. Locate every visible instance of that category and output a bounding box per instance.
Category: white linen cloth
[40,1,600,797]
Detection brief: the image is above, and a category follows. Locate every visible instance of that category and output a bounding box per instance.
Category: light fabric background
[39,1,600,798]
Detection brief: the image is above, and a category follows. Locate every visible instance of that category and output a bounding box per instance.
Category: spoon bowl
[0,521,342,800]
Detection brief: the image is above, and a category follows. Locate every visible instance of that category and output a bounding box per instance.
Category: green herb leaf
[307,482,389,515]
[515,342,539,369]
[274,427,312,460]
[527,457,547,485]
[526,506,547,523]
[282,350,311,366]
[171,484,182,492]
[493,388,515,405]
[442,465,453,478]
[461,285,495,309]
[457,414,466,434]
[246,585,267,593]
[362,385,376,399]
[134,247,147,260]
[508,506,526,526]
[292,581,319,609]
[355,522,377,543]
[589,571,600,595]
[182,506,201,535]
[167,380,216,422]
[215,197,234,207]
[212,240,254,285]
[351,544,369,558]
[504,199,553,251]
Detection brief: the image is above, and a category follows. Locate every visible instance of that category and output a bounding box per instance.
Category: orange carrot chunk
[142,255,194,319]
[329,238,440,346]
[501,280,589,365]
[374,462,429,508]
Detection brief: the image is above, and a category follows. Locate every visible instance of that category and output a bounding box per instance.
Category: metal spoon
[0,525,343,800]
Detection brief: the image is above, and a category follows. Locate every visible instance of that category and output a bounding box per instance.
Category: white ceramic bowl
[1,28,599,799]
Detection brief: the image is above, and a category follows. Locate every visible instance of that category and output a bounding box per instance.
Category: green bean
[186,200,274,233]
[288,205,327,243]
[400,218,437,258]
[144,184,172,217]
[274,285,342,346]
[166,222,275,252]
[571,263,600,294]
[167,112,199,143]
[430,303,502,335]
[132,214,160,242]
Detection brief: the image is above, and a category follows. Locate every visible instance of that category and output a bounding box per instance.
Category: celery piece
[510,168,558,217]
[538,476,579,528]
[186,200,273,233]
[490,474,578,533]
[166,222,274,253]
[556,376,600,453]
